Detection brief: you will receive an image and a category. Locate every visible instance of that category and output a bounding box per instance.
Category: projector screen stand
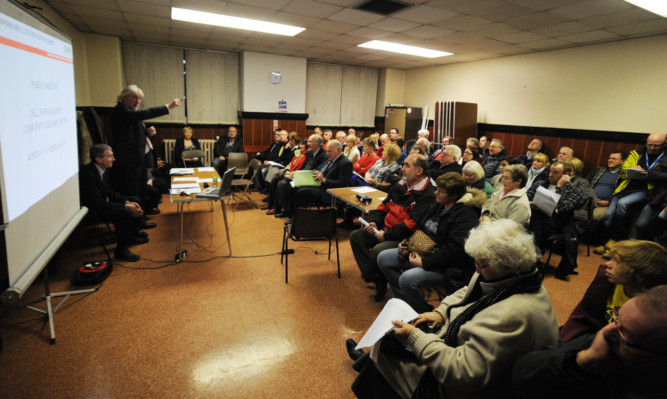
[23,268,98,344]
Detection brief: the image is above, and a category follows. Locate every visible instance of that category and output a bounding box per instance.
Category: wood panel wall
[479,124,647,177]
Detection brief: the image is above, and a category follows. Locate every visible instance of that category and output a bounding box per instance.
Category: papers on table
[197,167,215,172]
[173,177,197,182]
[172,182,200,189]
[533,186,560,216]
[170,168,194,175]
[356,298,419,350]
[169,187,201,195]
[358,217,381,234]
[351,186,377,194]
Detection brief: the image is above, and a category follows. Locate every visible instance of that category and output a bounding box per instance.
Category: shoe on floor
[139,222,157,230]
[145,208,160,215]
[266,209,278,215]
[345,339,364,361]
[136,231,148,239]
[260,204,270,210]
[114,247,140,262]
[373,274,388,302]
[129,236,149,246]
[593,245,606,255]
[261,197,270,203]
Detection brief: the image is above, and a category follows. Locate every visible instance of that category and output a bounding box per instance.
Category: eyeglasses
[611,307,667,356]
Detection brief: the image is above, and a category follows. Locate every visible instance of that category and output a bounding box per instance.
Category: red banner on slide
[0,35,73,64]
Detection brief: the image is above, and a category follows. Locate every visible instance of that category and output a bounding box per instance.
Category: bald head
[646,132,666,155]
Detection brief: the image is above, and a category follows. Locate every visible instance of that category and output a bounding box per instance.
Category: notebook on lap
[292,170,320,187]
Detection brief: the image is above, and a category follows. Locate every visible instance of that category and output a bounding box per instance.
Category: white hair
[465,219,538,275]
[444,145,461,161]
[417,129,429,137]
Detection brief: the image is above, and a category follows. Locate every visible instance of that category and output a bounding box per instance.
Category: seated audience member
[479,135,490,162]
[460,146,480,168]
[174,126,202,167]
[568,157,593,222]
[262,139,307,213]
[555,146,574,163]
[586,151,626,228]
[428,137,452,164]
[409,145,426,156]
[526,153,550,190]
[481,164,531,226]
[336,130,347,143]
[350,155,435,296]
[516,138,543,168]
[559,240,667,342]
[394,138,407,165]
[417,129,429,140]
[287,140,352,218]
[388,128,400,141]
[375,133,390,158]
[462,160,494,199]
[414,137,431,156]
[376,173,484,309]
[353,137,381,176]
[349,219,558,399]
[212,126,244,176]
[639,202,667,246]
[271,134,328,218]
[428,144,463,180]
[407,129,430,153]
[254,129,292,193]
[80,144,150,261]
[527,161,583,279]
[512,285,667,399]
[322,129,333,147]
[482,138,506,180]
[597,132,667,254]
[365,143,402,192]
[344,134,361,164]
[489,155,517,191]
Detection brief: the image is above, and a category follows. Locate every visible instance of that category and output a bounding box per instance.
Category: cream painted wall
[404,35,667,134]
[240,51,306,113]
[376,68,405,116]
[84,34,123,106]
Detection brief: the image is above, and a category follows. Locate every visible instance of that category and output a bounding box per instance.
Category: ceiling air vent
[354,0,412,16]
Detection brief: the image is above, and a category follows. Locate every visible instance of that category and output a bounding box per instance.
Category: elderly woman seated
[348,219,559,399]
[375,172,484,311]
[559,239,667,343]
[462,160,493,199]
[481,164,531,226]
[365,143,402,191]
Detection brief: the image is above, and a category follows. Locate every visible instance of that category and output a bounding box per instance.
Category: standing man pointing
[110,85,181,199]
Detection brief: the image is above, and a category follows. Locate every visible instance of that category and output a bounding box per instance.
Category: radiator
[163,139,216,166]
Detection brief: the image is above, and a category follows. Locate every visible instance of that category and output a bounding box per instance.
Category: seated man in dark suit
[526,161,583,279]
[80,144,151,261]
[212,125,244,176]
[287,140,353,218]
[428,144,463,180]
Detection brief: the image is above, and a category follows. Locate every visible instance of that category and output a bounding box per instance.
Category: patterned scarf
[412,270,543,399]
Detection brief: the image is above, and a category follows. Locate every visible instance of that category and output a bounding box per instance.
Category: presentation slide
[0,10,77,222]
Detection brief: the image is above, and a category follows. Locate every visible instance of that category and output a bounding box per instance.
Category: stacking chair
[181,149,205,167]
[229,158,261,211]
[227,152,249,178]
[281,207,340,283]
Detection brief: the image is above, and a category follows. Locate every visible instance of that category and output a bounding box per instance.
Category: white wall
[240,52,306,113]
[404,34,667,134]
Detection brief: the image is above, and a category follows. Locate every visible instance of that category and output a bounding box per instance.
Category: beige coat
[482,188,531,226]
[374,271,559,399]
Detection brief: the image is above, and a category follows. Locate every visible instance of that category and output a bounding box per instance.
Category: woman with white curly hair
[349,219,559,399]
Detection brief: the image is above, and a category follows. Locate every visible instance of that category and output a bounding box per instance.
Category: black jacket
[213,135,244,158]
[79,162,126,215]
[110,102,169,168]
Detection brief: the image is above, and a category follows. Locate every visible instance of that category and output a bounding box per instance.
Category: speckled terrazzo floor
[0,191,602,398]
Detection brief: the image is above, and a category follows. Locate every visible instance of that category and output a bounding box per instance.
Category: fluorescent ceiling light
[623,0,667,17]
[171,7,305,36]
[358,40,452,58]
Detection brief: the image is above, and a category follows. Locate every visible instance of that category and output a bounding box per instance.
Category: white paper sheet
[197,167,215,172]
[351,187,378,194]
[173,177,198,182]
[169,187,201,194]
[358,217,381,234]
[170,168,194,175]
[533,186,560,216]
[197,178,213,183]
[171,183,200,189]
[356,298,419,350]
